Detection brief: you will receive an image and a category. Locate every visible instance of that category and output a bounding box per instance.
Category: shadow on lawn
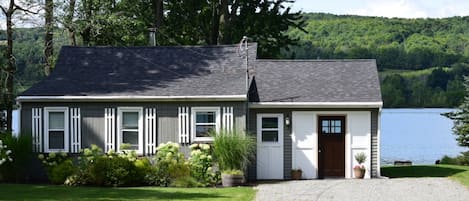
[0,184,232,201]
[381,165,467,178]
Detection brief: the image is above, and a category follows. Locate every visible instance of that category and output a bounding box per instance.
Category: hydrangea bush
[188,143,219,186]
[38,152,75,184]
[147,142,192,187]
[0,140,13,165]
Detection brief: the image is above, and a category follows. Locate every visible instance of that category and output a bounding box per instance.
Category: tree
[1,0,39,133]
[443,76,469,147]
[44,0,53,75]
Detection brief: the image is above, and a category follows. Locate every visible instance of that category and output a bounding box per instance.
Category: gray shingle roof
[21,44,256,97]
[251,60,382,102]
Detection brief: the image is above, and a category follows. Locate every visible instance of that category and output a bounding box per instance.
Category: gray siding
[21,101,246,156]
[371,109,379,178]
[247,108,380,180]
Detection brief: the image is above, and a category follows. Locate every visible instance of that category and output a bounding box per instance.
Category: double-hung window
[118,107,143,154]
[44,107,69,152]
[192,107,220,141]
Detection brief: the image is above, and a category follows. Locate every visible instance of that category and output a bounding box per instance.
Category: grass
[0,184,256,201]
[381,164,469,187]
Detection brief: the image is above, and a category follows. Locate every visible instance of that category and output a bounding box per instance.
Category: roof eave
[17,95,247,103]
[249,101,383,109]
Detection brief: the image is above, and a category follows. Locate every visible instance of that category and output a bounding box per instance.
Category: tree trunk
[3,0,15,133]
[80,0,92,46]
[209,0,219,45]
[44,0,54,75]
[153,0,163,45]
[65,0,76,46]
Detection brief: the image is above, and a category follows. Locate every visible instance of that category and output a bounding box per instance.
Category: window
[191,107,220,141]
[260,117,280,142]
[44,107,69,152]
[118,107,143,154]
[320,117,345,135]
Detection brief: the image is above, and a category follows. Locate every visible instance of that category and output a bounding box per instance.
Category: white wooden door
[292,112,318,179]
[257,114,284,179]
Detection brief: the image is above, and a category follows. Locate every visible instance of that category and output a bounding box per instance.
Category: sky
[290,0,469,18]
[1,0,469,30]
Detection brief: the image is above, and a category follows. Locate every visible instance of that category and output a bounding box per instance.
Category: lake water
[11,108,468,165]
[381,108,468,165]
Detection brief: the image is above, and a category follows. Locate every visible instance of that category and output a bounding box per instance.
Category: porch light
[285,116,290,126]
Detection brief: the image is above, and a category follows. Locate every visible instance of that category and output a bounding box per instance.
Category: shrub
[211,130,255,173]
[49,159,76,184]
[441,155,459,165]
[38,152,75,184]
[0,134,33,182]
[0,139,13,165]
[68,145,146,187]
[188,143,219,186]
[440,152,469,165]
[152,142,191,187]
[90,156,141,186]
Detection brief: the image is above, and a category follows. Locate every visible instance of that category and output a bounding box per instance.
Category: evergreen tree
[443,76,469,147]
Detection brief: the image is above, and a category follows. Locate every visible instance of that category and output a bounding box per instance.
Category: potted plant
[354,152,367,179]
[291,168,302,180]
[212,130,255,187]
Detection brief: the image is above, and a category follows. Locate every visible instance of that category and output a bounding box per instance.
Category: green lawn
[0,184,256,201]
[381,164,469,187]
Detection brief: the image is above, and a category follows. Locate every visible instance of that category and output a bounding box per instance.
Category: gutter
[16,95,247,103]
[249,101,383,109]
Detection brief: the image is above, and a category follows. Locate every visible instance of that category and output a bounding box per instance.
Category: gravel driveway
[255,178,469,201]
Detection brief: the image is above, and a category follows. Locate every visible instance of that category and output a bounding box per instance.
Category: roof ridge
[62,43,258,49]
[256,59,376,62]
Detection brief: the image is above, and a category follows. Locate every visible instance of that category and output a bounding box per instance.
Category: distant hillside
[285,13,469,108]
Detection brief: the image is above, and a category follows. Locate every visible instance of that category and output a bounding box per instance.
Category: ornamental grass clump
[0,134,32,182]
[354,152,366,169]
[211,130,255,174]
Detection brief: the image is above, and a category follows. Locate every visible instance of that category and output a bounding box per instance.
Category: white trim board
[250,102,383,109]
[17,95,247,102]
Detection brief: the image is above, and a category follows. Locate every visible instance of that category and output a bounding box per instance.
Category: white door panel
[257,114,284,180]
[292,112,317,179]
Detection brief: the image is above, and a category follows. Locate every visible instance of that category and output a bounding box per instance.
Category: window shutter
[222,107,234,132]
[70,108,81,153]
[178,107,190,144]
[145,108,157,155]
[104,108,116,152]
[32,108,42,152]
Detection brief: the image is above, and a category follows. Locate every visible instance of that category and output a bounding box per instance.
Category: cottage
[17,44,382,180]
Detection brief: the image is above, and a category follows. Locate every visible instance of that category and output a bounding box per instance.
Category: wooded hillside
[285,13,469,108]
[2,13,469,108]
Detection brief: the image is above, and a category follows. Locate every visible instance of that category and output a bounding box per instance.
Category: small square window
[320,117,344,135]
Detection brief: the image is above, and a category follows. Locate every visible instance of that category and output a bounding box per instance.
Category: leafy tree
[443,76,469,147]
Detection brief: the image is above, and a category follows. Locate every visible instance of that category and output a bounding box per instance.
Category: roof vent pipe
[148,28,156,46]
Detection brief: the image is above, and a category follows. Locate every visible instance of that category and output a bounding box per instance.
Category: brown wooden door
[318,116,345,178]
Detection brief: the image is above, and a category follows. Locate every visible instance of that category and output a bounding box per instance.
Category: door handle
[318,149,322,153]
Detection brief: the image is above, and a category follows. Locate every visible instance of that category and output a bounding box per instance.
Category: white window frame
[44,107,69,153]
[257,114,283,144]
[191,107,220,142]
[117,107,144,154]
